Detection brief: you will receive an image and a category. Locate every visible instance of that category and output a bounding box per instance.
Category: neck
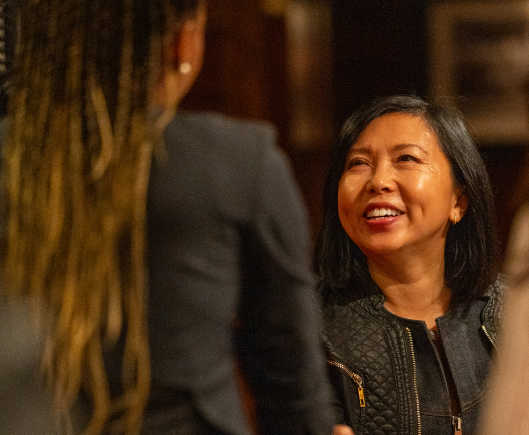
[368,249,450,328]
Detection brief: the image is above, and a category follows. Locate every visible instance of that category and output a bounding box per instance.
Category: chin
[357,244,399,258]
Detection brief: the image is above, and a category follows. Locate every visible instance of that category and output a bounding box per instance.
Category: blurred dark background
[181,0,529,261]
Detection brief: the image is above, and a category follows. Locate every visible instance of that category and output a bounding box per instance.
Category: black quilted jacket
[322,276,504,435]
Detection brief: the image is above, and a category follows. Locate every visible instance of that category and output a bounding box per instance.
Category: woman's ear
[451,189,468,225]
[162,3,207,108]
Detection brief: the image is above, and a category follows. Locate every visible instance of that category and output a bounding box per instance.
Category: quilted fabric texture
[322,275,504,435]
[324,295,416,435]
[481,275,505,339]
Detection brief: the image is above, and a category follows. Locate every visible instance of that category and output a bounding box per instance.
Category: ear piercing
[179,62,191,74]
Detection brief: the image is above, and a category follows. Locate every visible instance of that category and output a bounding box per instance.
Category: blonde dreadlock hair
[2,0,200,433]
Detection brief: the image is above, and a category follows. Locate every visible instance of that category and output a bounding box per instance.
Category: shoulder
[483,273,507,306]
[165,111,277,156]
[481,273,508,334]
[322,291,387,345]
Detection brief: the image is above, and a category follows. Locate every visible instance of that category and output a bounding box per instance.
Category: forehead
[351,113,440,152]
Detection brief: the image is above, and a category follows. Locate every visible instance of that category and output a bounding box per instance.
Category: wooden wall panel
[181,0,283,126]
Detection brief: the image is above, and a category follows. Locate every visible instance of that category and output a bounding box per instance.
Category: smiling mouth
[366,208,403,219]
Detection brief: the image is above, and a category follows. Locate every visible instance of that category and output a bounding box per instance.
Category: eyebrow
[350,143,430,155]
[392,143,429,154]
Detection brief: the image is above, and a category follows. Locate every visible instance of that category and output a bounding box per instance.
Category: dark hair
[317,95,499,308]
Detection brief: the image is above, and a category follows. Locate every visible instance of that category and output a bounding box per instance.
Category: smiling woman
[337,113,466,268]
[317,95,504,435]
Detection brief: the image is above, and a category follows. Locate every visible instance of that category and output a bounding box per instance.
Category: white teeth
[367,208,402,218]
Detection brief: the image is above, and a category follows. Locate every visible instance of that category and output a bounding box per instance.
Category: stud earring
[179,62,191,74]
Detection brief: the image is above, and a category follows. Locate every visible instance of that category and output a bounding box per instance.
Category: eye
[345,158,368,170]
[398,154,419,163]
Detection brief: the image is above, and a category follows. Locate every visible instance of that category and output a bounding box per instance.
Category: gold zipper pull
[358,386,366,408]
[351,372,366,408]
[452,416,462,434]
[328,360,366,409]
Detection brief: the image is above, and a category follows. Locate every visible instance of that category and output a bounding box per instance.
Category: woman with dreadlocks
[1,0,334,434]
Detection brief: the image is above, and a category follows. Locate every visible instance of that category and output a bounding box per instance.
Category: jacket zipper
[481,325,497,351]
[452,416,462,434]
[328,360,366,407]
[405,327,421,435]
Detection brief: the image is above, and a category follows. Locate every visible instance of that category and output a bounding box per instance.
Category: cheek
[407,173,456,215]
[403,172,444,204]
[337,178,355,217]
[337,178,362,233]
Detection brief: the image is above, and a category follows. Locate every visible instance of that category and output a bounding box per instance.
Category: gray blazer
[139,112,333,434]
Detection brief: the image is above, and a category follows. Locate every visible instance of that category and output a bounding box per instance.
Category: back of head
[318,95,499,307]
[3,0,200,433]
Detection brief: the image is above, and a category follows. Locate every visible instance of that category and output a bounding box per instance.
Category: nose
[367,162,394,193]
